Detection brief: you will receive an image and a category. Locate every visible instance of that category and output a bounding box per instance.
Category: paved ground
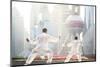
[11,56,96,67]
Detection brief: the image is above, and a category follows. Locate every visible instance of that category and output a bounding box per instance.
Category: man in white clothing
[64,36,83,62]
[25,28,58,65]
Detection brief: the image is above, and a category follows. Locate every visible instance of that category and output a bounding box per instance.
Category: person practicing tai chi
[62,32,85,62]
[25,28,58,65]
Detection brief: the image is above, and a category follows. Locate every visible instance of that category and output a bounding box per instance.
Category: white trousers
[25,47,53,65]
[64,53,82,62]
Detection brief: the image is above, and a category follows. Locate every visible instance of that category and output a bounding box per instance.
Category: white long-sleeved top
[67,40,83,55]
[34,33,58,50]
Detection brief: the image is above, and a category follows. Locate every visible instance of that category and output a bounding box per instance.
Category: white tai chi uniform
[25,33,58,65]
[64,40,83,62]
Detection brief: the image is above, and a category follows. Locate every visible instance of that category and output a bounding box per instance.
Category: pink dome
[65,15,84,28]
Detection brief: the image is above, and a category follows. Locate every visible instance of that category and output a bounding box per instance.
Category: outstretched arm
[48,34,59,43]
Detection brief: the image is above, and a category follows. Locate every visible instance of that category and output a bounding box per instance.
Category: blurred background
[11,1,96,60]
